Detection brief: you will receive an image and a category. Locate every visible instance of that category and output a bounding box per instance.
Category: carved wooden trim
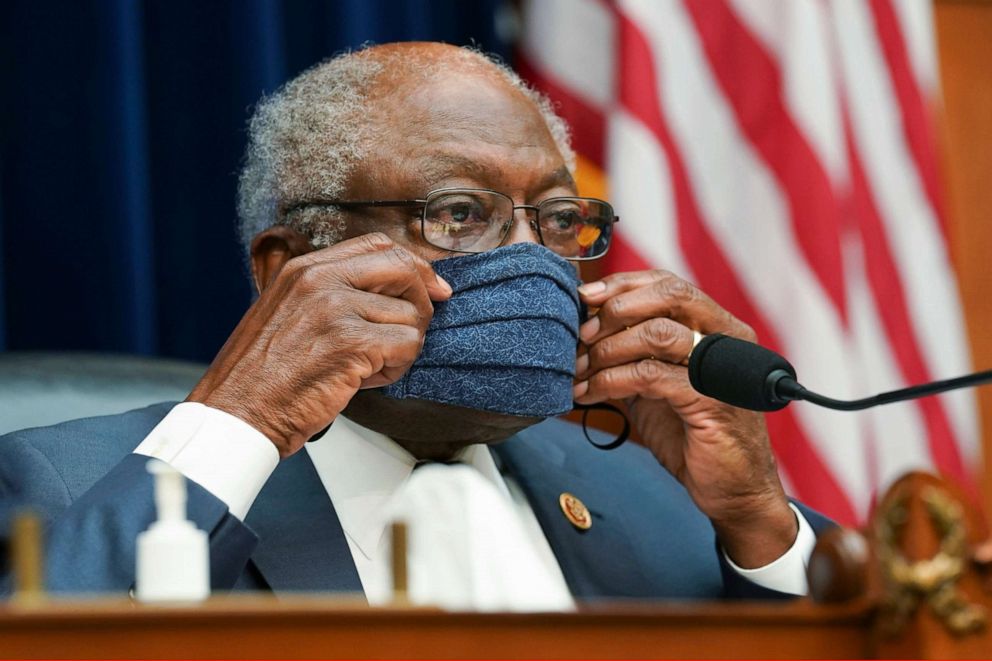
[875,482,987,637]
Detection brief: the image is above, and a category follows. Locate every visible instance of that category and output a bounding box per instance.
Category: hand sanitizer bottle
[135,459,210,602]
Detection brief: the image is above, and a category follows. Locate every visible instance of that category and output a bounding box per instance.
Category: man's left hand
[574,270,797,568]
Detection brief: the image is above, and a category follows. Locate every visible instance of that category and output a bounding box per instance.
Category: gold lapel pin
[559,492,592,531]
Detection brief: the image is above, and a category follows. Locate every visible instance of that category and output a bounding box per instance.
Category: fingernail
[573,380,589,399]
[579,316,600,342]
[578,281,606,297]
[436,275,453,294]
[575,353,589,376]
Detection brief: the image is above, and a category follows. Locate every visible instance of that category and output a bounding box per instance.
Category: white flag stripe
[843,238,934,488]
[728,0,847,186]
[519,0,615,110]
[620,0,871,506]
[617,0,857,383]
[866,0,978,466]
[831,0,978,461]
[833,0,962,378]
[729,0,945,482]
[945,380,982,468]
[607,110,693,279]
[733,0,930,489]
[889,0,941,97]
[775,0,939,486]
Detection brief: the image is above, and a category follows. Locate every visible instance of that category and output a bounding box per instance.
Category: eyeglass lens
[422,190,614,259]
[422,190,512,254]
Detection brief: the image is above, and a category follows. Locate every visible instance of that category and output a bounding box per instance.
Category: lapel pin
[559,492,592,531]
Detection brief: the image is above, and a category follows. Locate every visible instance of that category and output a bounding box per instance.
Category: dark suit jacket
[0,402,833,600]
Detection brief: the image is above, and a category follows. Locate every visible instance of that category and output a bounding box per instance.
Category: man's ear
[250,225,315,295]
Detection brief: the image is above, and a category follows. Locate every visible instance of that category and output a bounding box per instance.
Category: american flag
[517,0,979,525]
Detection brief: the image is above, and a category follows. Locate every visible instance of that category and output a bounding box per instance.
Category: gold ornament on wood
[875,485,987,637]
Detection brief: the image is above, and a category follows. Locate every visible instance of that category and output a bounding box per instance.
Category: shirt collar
[304,414,511,560]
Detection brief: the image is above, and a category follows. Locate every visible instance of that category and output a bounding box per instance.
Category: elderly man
[1,42,828,603]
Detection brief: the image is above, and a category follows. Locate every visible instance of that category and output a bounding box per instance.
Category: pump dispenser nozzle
[135,459,210,603]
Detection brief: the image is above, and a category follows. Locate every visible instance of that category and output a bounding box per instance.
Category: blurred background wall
[0,0,510,363]
[936,0,992,518]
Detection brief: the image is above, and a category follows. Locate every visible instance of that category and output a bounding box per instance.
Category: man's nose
[504,206,542,247]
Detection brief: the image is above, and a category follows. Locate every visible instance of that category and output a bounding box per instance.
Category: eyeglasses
[283,187,620,260]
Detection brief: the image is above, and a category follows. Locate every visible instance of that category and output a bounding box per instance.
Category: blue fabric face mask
[379,242,583,418]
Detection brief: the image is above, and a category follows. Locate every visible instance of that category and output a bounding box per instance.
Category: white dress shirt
[301,414,572,606]
[134,402,815,598]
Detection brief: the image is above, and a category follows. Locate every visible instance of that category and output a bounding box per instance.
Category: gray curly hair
[236,43,576,261]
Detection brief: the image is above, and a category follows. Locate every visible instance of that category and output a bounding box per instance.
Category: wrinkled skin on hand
[188,231,451,459]
[574,270,798,567]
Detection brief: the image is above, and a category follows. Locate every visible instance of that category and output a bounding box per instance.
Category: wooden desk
[5,473,992,658]
[0,597,874,659]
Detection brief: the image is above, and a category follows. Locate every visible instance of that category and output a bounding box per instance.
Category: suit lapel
[493,428,650,600]
[242,421,649,600]
[244,450,365,598]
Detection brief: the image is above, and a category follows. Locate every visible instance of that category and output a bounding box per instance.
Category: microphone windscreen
[687,334,797,411]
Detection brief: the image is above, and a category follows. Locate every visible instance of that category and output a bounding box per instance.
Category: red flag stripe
[683,0,848,323]
[515,54,607,170]
[617,9,857,524]
[517,50,659,278]
[842,111,972,495]
[866,0,947,239]
[603,233,654,275]
[518,47,691,351]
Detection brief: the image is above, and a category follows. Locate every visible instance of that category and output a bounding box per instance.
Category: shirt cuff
[134,402,280,521]
[722,503,815,596]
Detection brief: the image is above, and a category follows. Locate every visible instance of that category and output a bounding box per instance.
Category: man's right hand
[187,232,452,459]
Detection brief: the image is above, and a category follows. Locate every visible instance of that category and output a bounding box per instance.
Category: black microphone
[687,333,992,412]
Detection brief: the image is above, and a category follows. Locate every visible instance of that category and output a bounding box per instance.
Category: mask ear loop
[573,402,630,450]
[574,303,630,449]
[307,421,333,443]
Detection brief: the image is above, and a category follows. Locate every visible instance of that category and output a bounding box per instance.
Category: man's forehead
[350,52,575,196]
[416,154,574,190]
[374,65,548,141]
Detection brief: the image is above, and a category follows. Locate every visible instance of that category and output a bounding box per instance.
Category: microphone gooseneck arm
[773,368,992,411]
[689,333,992,413]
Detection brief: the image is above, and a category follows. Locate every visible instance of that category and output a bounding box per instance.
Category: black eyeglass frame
[282,187,620,261]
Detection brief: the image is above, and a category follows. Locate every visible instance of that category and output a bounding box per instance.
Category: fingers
[578,270,753,344]
[194,233,455,457]
[573,358,699,407]
[370,321,425,368]
[330,291,430,390]
[286,232,453,302]
[357,321,425,389]
[576,317,696,379]
[354,292,426,330]
[338,233,453,301]
[282,245,443,326]
[339,249,441,319]
[573,269,755,414]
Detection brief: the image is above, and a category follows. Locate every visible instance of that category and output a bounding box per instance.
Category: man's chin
[342,389,545,449]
